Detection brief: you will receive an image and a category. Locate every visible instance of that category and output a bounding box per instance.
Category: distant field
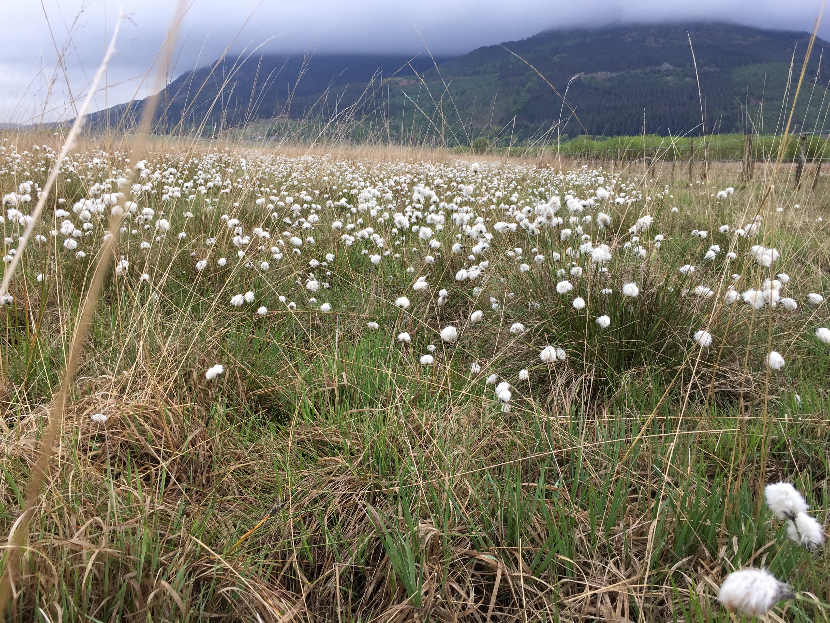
[1,135,828,621]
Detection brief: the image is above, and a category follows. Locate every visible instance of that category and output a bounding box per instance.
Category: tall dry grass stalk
[0,2,189,616]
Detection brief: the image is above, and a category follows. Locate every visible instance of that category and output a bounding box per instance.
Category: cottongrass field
[1,136,828,621]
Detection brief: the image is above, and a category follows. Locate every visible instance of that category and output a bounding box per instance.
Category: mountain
[87,22,830,141]
[423,22,827,139]
[87,53,449,136]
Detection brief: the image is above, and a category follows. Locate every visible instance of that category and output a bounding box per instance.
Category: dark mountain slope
[88,22,830,140]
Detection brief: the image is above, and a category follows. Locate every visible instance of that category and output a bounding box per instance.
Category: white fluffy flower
[815,327,830,344]
[395,296,411,309]
[807,293,824,305]
[470,362,481,374]
[765,482,808,519]
[749,245,779,267]
[206,364,225,380]
[518,368,529,381]
[470,310,484,323]
[596,315,610,329]
[572,297,586,310]
[634,215,653,232]
[693,330,713,348]
[257,306,268,316]
[621,283,639,298]
[367,321,379,330]
[306,280,320,292]
[765,351,785,371]
[540,345,558,363]
[91,413,108,423]
[420,354,434,365]
[556,281,573,295]
[742,289,765,310]
[196,260,207,271]
[230,294,245,307]
[397,332,411,343]
[244,291,255,303]
[787,513,825,551]
[591,245,612,263]
[509,322,525,334]
[440,325,459,343]
[320,303,332,312]
[717,569,793,617]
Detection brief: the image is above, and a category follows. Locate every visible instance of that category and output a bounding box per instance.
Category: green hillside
[88,22,830,143]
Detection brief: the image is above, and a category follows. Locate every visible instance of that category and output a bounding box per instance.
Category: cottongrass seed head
[206,364,225,380]
[540,345,558,363]
[787,513,825,551]
[765,482,808,520]
[693,330,713,348]
[765,351,785,370]
[440,325,459,342]
[622,282,639,297]
[718,569,794,617]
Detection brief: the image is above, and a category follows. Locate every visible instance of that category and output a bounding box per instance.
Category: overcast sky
[1,0,827,123]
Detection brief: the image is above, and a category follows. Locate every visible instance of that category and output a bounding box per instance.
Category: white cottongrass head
[764,482,808,520]
[244,291,255,303]
[420,354,434,365]
[495,381,511,404]
[816,327,830,345]
[807,293,824,305]
[397,332,411,343]
[765,351,785,371]
[91,413,108,424]
[395,296,411,309]
[518,368,529,381]
[440,325,459,343]
[717,569,793,617]
[591,244,612,263]
[367,322,379,330]
[787,513,825,551]
[509,322,525,334]
[470,362,481,374]
[230,294,245,307]
[693,330,713,348]
[470,310,484,323]
[257,306,268,316]
[540,345,558,363]
[206,364,225,380]
[556,281,573,295]
[621,283,639,298]
[572,297,586,310]
[596,315,610,329]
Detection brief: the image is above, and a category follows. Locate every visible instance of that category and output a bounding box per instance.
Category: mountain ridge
[85,21,830,141]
